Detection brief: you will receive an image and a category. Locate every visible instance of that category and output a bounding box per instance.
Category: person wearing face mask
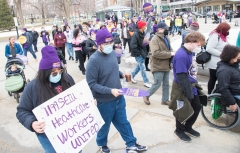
[16,46,81,153]
[143,22,175,105]
[54,28,66,59]
[72,29,86,75]
[130,20,152,88]
[170,32,206,142]
[205,22,230,95]
[216,45,240,112]
[86,28,147,153]
[40,27,50,46]
[86,29,98,57]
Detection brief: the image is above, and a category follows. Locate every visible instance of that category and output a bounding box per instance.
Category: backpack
[196,35,220,69]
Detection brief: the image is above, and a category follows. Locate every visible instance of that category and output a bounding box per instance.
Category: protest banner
[33,80,104,153]
[143,3,154,14]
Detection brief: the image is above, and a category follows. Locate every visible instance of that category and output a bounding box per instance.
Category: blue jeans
[37,133,82,153]
[23,45,37,59]
[66,42,74,57]
[147,71,170,102]
[96,96,137,147]
[132,56,149,83]
[32,40,38,52]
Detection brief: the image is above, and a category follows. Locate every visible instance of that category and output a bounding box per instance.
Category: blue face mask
[102,44,113,54]
[49,73,62,83]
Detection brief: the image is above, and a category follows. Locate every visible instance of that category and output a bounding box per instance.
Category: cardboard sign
[33,80,104,153]
[143,3,154,14]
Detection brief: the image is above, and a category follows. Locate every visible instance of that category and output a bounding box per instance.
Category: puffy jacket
[16,74,75,132]
[54,33,66,47]
[130,29,147,59]
[86,38,97,57]
[22,32,33,46]
[149,32,173,72]
[5,43,23,58]
[216,61,240,105]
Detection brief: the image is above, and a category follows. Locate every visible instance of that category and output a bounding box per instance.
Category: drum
[18,36,27,44]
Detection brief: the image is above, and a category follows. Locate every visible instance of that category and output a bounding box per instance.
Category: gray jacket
[206,33,228,69]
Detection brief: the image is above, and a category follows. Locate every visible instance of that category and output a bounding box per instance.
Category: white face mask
[102,44,113,54]
[91,35,96,40]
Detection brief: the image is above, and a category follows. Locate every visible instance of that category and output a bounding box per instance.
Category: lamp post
[10,0,19,38]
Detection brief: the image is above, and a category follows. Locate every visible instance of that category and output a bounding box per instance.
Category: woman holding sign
[16,46,82,153]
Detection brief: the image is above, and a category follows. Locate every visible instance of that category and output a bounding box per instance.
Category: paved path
[0,19,240,153]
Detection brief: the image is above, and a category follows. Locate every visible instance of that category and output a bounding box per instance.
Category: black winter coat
[130,29,147,59]
[86,38,97,57]
[216,61,240,105]
[31,31,39,41]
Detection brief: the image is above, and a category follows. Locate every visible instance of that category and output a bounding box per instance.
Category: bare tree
[13,0,25,27]
[26,0,52,25]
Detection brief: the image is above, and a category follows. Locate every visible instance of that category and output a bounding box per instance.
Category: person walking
[106,20,115,33]
[130,21,152,88]
[86,29,98,57]
[112,13,118,27]
[64,25,74,60]
[40,27,50,46]
[121,21,132,53]
[31,27,39,52]
[206,22,230,94]
[72,28,86,75]
[16,46,82,153]
[54,28,66,59]
[21,28,37,60]
[52,25,58,40]
[170,32,205,142]
[86,28,147,153]
[143,22,175,105]
[5,37,23,58]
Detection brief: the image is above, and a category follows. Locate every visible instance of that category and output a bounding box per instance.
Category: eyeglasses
[51,69,64,76]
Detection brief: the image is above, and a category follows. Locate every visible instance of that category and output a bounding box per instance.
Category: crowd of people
[3,10,240,153]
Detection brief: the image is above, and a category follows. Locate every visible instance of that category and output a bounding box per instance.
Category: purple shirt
[172,46,198,95]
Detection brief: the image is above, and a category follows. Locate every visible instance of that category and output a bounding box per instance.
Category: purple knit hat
[39,46,61,70]
[153,24,157,33]
[22,28,27,31]
[96,18,100,22]
[89,29,96,35]
[96,28,113,45]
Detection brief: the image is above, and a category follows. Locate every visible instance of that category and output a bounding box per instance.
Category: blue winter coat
[5,43,23,58]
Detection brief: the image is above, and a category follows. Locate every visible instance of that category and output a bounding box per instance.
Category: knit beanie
[189,22,199,31]
[22,28,27,32]
[153,24,157,33]
[39,46,61,70]
[137,20,146,29]
[96,28,113,45]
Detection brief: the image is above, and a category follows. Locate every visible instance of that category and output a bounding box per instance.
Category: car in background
[192,12,205,18]
[206,11,218,18]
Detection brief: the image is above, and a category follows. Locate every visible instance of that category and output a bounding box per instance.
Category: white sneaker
[144,83,152,88]
[131,77,137,84]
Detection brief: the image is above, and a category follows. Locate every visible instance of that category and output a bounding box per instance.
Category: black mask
[164,29,169,36]
[226,31,229,36]
[58,31,62,33]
